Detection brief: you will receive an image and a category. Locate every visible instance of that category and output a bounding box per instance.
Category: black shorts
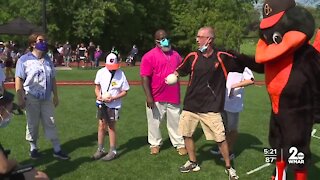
[97,104,119,122]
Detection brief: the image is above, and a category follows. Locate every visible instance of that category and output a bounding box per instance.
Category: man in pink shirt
[140,29,186,155]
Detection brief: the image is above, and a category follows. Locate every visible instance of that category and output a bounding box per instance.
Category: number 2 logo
[289,147,298,160]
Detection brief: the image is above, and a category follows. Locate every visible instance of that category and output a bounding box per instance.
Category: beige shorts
[179,110,226,142]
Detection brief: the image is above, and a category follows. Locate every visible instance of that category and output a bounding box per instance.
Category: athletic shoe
[210,148,221,155]
[92,149,107,160]
[30,149,41,159]
[53,150,70,160]
[220,153,235,161]
[101,151,117,161]
[179,160,200,173]
[177,147,187,156]
[225,167,239,180]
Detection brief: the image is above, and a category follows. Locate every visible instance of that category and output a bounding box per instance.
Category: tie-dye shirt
[15,52,56,100]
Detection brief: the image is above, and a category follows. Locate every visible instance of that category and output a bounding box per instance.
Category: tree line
[0,0,319,55]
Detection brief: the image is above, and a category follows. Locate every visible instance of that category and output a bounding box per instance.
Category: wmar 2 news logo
[288,147,304,164]
[263,147,304,164]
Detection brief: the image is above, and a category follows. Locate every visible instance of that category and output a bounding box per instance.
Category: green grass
[2,84,320,179]
[2,41,319,179]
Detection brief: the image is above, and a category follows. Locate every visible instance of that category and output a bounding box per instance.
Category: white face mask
[0,109,12,128]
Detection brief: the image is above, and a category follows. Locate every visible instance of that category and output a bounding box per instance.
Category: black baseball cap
[260,0,296,29]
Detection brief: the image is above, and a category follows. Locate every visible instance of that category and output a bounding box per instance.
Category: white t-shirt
[224,67,254,113]
[94,68,130,108]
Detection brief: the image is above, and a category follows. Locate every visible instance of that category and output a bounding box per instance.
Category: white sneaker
[179,160,201,173]
[225,167,239,180]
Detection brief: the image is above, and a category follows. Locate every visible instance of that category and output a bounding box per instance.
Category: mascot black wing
[255,0,320,180]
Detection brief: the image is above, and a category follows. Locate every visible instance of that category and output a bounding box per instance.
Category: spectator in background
[0,61,5,95]
[78,43,87,68]
[63,41,72,67]
[126,44,138,66]
[111,46,121,61]
[87,42,96,68]
[94,45,103,68]
[1,42,14,81]
[15,33,70,160]
[140,29,187,156]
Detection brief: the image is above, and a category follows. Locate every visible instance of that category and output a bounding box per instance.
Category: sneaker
[53,150,70,160]
[225,167,239,180]
[220,153,235,161]
[210,148,221,155]
[150,146,160,155]
[177,147,187,156]
[101,151,117,161]
[91,149,107,160]
[30,149,41,159]
[179,160,200,173]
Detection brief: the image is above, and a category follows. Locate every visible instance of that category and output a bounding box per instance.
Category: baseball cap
[260,0,296,29]
[105,53,119,70]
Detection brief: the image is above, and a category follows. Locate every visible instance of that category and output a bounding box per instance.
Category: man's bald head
[154,29,167,40]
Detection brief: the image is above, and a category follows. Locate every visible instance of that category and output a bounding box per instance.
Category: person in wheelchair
[0,91,49,180]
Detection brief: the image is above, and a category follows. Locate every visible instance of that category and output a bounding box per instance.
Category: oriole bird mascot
[255,0,320,179]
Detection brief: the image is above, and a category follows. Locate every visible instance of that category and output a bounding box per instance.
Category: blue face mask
[35,41,48,52]
[159,38,170,47]
[198,45,208,53]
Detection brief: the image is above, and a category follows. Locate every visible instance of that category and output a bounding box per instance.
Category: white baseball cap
[105,53,119,70]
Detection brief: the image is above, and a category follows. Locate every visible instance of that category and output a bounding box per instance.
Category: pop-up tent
[0,18,43,35]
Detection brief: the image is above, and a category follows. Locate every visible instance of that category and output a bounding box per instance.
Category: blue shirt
[15,52,56,100]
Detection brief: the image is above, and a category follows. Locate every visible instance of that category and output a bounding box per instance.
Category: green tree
[170,0,258,54]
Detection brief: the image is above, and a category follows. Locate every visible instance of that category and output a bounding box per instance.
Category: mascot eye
[272,32,283,44]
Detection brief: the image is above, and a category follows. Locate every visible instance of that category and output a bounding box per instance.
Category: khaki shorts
[179,110,226,142]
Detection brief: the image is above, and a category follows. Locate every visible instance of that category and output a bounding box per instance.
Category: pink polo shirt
[140,47,181,104]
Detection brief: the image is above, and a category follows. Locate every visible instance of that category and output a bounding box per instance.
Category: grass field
[1,48,320,179]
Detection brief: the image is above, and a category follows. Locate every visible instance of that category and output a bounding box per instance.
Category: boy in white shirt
[211,67,254,160]
[92,53,130,161]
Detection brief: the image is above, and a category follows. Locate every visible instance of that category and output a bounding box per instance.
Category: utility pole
[42,0,47,33]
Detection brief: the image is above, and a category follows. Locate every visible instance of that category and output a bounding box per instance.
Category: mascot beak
[256,31,307,63]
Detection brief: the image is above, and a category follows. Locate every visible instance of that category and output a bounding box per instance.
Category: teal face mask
[159,38,170,47]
